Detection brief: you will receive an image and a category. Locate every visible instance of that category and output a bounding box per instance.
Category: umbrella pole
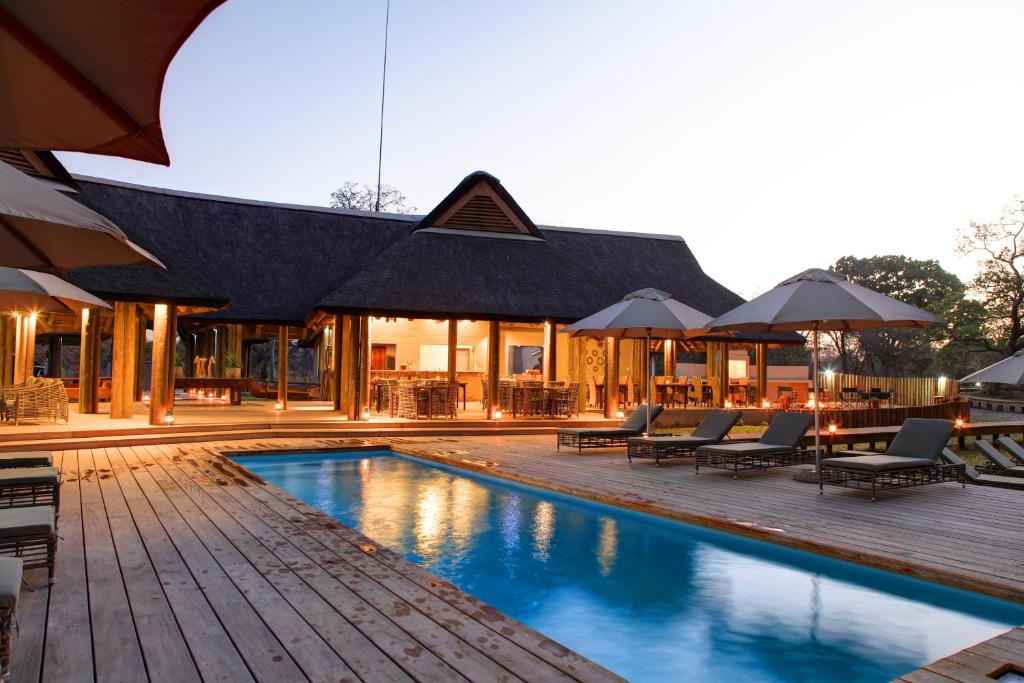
[645,331,652,435]
[813,327,822,494]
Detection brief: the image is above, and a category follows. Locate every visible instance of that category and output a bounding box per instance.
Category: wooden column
[357,316,370,418]
[79,308,101,414]
[447,319,458,384]
[276,325,288,410]
[719,341,730,407]
[332,315,344,412]
[0,315,14,386]
[663,340,674,379]
[756,343,768,406]
[604,336,620,418]
[46,336,61,378]
[487,320,500,418]
[166,309,178,410]
[571,336,586,413]
[111,302,139,419]
[149,304,171,424]
[134,315,147,400]
[13,312,37,384]
[543,321,557,382]
[341,315,356,419]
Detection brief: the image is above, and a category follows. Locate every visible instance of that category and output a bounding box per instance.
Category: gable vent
[0,150,41,176]
[438,194,521,233]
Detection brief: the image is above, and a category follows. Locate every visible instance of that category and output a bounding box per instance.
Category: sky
[57,0,1024,299]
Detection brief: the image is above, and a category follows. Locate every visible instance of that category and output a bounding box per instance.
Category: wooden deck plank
[92,447,201,683]
[117,446,307,683]
[39,450,94,683]
[77,447,149,682]
[105,445,255,683]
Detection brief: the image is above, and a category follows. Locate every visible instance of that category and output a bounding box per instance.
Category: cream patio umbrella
[0,160,162,271]
[0,0,226,165]
[0,267,109,313]
[706,268,942,492]
[960,350,1024,386]
[562,288,714,435]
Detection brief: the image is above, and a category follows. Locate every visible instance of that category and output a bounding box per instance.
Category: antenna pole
[375,0,390,212]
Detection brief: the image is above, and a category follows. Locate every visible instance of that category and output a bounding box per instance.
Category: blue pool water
[232,450,1024,682]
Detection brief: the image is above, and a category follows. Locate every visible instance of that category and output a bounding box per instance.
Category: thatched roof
[63,172,802,345]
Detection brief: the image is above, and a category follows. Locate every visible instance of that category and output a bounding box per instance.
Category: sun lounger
[973,441,1024,477]
[0,507,56,583]
[0,451,52,468]
[627,410,742,465]
[695,412,814,478]
[0,467,60,512]
[820,418,963,501]
[556,405,664,453]
[996,437,1024,464]
[941,448,1024,490]
[0,557,21,680]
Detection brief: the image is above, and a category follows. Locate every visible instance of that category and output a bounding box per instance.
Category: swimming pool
[232,449,1024,682]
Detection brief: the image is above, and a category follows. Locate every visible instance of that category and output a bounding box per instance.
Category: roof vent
[0,150,42,176]
[439,194,519,233]
[416,173,544,239]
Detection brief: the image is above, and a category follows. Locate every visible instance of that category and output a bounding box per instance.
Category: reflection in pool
[233,450,1024,682]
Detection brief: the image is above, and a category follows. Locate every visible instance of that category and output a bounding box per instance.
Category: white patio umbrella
[562,288,714,435]
[0,267,110,313]
[706,268,942,492]
[960,350,1024,386]
[0,160,162,271]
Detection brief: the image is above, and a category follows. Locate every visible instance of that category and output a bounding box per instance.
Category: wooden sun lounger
[942,448,1024,491]
[974,441,1024,477]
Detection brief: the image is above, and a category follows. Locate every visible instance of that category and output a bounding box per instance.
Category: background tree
[329,182,416,214]
[957,198,1024,357]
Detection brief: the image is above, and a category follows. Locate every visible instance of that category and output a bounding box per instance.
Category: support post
[663,339,674,379]
[342,315,356,419]
[13,312,37,384]
[79,308,101,414]
[149,304,172,424]
[447,319,458,385]
[134,315,146,400]
[719,341,730,407]
[276,325,288,410]
[332,315,344,411]
[111,302,139,419]
[0,315,14,386]
[164,308,177,414]
[756,343,768,406]
[487,320,500,418]
[46,336,61,378]
[357,316,370,418]
[604,336,620,418]
[543,321,557,382]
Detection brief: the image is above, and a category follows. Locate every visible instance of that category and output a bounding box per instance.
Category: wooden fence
[817,372,958,407]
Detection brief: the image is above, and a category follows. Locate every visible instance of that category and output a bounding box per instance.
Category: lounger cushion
[621,405,664,431]
[885,418,953,461]
[691,410,742,441]
[0,557,22,610]
[558,428,637,437]
[0,467,58,485]
[976,441,1021,471]
[0,507,55,538]
[823,455,937,472]
[0,451,52,467]
[697,442,792,456]
[760,412,813,448]
[627,435,714,447]
[976,473,1024,489]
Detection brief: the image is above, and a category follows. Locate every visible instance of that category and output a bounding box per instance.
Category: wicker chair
[551,383,580,418]
[1,378,69,425]
[0,557,21,681]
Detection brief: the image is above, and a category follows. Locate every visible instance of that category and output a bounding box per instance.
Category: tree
[329,182,415,214]
[827,255,972,376]
[957,198,1024,357]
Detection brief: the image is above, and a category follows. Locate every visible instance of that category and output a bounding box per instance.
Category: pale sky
[57,0,1024,299]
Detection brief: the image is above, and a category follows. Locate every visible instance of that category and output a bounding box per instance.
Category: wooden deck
[900,626,1024,682]
[9,434,1024,682]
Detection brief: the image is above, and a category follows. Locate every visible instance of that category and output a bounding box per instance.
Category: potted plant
[174,352,184,378]
[224,352,242,379]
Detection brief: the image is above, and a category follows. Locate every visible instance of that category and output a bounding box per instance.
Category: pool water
[232,450,1024,682]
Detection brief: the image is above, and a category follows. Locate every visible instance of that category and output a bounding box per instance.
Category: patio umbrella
[562,288,714,435]
[0,267,110,313]
[0,160,163,271]
[960,350,1024,386]
[706,268,942,491]
[0,0,226,165]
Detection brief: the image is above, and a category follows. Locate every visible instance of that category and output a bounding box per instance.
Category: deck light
[274,401,284,410]
[828,423,837,434]
[955,417,964,429]
[723,400,733,408]
[494,409,503,420]
[361,407,370,420]
[761,399,771,409]
[615,409,625,419]
[142,392,150,404]
[162,411,175,426]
